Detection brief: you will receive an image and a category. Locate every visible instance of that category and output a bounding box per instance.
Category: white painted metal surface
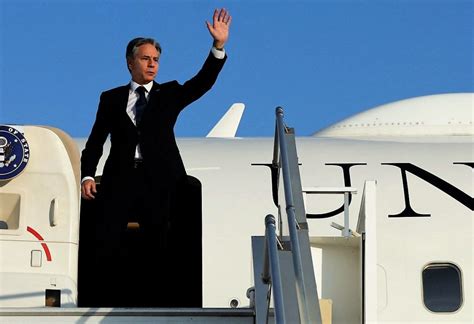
[314,93,473,138]
[1,94,472,323]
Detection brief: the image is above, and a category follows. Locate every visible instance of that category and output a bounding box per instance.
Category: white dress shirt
[128,80,153,159]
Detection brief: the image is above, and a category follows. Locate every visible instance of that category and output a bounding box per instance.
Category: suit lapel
[151,81,161,92]
[115,84,135,128]
[148,81,161,106]
[116,84,130,111]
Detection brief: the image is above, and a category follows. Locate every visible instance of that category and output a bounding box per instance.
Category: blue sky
[1,0,472,137]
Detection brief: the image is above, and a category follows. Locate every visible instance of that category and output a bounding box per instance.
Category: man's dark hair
[126,37,162,61]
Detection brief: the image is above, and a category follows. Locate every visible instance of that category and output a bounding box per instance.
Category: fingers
[81,180,97,200]
[213,8,231,26]
[205,20,212,32]
[84,182,96,199]
[207,8,231,47]
[212,8,219,24]
[221,9,230,24]
[218,8,225,22]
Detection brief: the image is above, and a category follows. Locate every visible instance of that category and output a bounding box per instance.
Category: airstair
[250,107,323,323]
[250,107,376,324]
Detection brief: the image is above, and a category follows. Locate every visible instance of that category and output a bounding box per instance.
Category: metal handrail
[303,186,357,237]
[262,215,285,323]
[274,107,311,323]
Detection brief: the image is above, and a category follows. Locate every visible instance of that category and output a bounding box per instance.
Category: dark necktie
[135,86,147,125]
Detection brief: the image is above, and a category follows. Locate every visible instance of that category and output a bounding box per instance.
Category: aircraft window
[422,263,463,313]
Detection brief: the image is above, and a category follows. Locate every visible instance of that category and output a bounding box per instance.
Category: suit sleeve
[81,92,110,179]
[177,51,227,111]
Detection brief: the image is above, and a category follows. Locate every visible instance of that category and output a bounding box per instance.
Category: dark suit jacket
[81,51,226,195]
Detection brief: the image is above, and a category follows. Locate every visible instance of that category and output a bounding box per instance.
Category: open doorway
[77,175,202,307]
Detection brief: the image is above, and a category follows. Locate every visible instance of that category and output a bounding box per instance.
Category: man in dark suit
[80,9,231,306]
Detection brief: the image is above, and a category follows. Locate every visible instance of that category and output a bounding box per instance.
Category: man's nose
[148,59,156,67]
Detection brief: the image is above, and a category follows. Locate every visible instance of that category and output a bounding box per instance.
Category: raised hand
[206,8,232,49]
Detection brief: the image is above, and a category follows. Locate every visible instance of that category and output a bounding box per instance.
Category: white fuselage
[1,93,472,323]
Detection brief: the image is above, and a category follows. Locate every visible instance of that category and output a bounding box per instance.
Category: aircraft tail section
[207,103,245,138]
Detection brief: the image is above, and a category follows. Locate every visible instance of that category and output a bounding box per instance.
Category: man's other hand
[206,8,231,50]
[81,179,97,200]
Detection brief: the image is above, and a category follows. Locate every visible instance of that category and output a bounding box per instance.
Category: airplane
[0,92,472,323]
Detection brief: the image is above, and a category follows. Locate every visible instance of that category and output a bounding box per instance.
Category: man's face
[128,43,160,84]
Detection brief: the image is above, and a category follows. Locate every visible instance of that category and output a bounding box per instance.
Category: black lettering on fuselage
[257,161,473,219]
[453,162,474,169]
[306,163,366,219]
[382,163,473,217]
[251,163,279,207]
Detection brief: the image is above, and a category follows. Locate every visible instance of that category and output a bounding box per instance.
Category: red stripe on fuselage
[27,226,44,240]
[41,243,52,261]
[27,226,52,261]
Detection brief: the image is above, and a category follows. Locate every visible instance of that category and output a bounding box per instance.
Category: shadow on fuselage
[77,175,202,308]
